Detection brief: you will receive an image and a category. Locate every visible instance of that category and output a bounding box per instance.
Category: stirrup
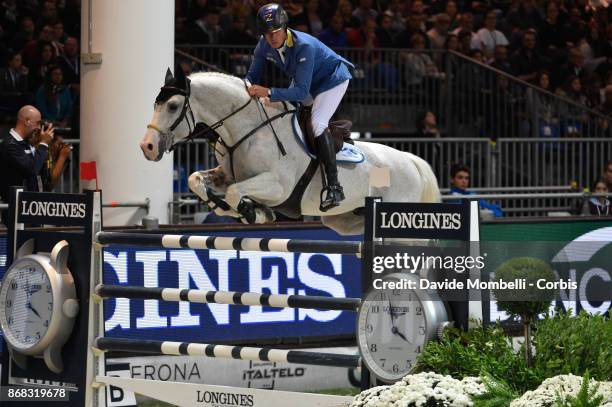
[320,185,345,212]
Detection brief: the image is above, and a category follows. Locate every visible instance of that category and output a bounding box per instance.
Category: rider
[245,3,354,212]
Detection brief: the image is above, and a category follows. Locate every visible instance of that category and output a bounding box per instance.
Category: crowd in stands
[174,0,612,119]
[0,0,610,132]
[0,0,79,128]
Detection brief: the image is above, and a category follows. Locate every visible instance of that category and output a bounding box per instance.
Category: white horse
[140,69,440,235]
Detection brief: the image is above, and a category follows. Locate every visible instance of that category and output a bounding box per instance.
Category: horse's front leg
[225,172,285,224]
[188,169,240,218]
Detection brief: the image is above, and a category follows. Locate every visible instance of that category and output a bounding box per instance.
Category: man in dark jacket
[0,105,54,204]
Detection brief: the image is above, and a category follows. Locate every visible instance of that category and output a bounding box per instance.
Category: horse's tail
[407,153,441,203]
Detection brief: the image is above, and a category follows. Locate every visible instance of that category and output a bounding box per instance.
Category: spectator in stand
[445,1,459,31]
[13,16,36,52]
[28,42,55,92]
[21,24,56,68]
[352,0,378,25]
[539,2,565,57]
[34,65,72,127]
[318,14,348,48]
[410,0,427,32]
[506,0,542,32]
[491,44,511,73]
[57,37,79,90]
[284,0,308,31]
[394,14,430,49]
[457,29,473,54]
[52,20,66,46]
[384,0,406,34]
[377,13,395,48]
[29,131,72,192]
[557,76,587,105]
[563,6,588,48]
[219,0,252,32]
[582,178,610,216]
[189,9,224,44]
[0,51,29,95]
[525,70,559,137]
[427,13,451,49]
[471,10,509,62]
[401,33,444,86]
[414,110,441,137]
[347,16,379,48]
[441,33,460,73]
[222,16,257,45]
[336,0,362,29]
[38,1,60,29]
[510,30,544,82]
[595,85,612,130]
[0,0,19,35]
[303,0,324,37]
[556,47,587,88]
[452,12,474,36]
[0,51,31,114]
[448,163,503,217]
[0,105,53,204]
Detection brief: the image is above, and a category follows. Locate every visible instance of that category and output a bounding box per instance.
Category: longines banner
[16,191,88,226]
[100,227,362,343]
[373,202,470,240]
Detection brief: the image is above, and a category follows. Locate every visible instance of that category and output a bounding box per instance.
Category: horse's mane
[188,71,286,113]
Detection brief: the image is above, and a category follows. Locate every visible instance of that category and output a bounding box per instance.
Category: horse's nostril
[147,143,154,151]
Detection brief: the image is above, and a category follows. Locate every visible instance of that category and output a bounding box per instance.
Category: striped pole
[94,337,361,368]
[95,284,361,311]
[95,231,361,256]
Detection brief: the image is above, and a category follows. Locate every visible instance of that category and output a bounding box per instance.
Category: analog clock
[0,239,79,373]
[357,273,451,383]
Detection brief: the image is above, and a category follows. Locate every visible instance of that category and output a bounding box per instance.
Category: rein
[148,79,293,179]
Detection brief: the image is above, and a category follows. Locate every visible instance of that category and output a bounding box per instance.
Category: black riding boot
[316,128,345,212]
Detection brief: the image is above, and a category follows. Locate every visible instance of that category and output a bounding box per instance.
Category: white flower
[350,372,485,407]
[510,374,612,407]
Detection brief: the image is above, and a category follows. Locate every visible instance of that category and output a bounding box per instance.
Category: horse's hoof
[237,198,256,224]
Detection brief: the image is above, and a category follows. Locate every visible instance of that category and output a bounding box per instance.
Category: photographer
[0,105,53,206]
[29,130,72,192]
[34,64,73,127]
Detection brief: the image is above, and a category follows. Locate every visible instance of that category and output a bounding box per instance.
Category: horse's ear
[164,68,174,86]
[175,66,188,91]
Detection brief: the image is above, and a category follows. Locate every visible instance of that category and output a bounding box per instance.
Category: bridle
[147,79,292,178]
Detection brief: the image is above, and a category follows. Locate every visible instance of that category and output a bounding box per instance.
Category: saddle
[297,106,353,155]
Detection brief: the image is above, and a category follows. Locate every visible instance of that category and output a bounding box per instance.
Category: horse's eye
[168,102,178,112]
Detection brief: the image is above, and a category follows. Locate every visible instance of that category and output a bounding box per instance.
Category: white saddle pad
[291,114,365,164]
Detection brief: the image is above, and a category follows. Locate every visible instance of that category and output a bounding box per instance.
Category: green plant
[416,324,539,392]
[493,257,556,366]
[532,311,612,382]
[472,373,519,407]
[555,371,604,407]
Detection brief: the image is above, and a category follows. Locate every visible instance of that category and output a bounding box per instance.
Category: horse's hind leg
[225,172,285,224]
[321,213,364,236]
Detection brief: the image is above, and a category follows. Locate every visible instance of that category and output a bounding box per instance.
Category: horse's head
[140,68,194,161]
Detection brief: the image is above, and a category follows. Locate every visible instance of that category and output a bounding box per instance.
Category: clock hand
[27,303,42,319]
[391,326,410,343]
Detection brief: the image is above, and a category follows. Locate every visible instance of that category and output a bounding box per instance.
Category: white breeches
[304,80,349,137]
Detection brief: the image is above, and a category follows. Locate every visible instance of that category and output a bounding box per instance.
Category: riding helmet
[256,3,289,34]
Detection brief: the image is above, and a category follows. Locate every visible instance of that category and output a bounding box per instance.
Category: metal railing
[35,137,610,219]
[176,45,611,138]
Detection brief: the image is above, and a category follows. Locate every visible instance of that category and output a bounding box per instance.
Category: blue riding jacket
[245,29,354,103]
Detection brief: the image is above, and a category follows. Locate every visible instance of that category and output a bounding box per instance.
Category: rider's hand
[247,85,269,98]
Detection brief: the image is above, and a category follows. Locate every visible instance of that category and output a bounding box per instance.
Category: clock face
[358,286,427,382]
[0,259,54,350]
